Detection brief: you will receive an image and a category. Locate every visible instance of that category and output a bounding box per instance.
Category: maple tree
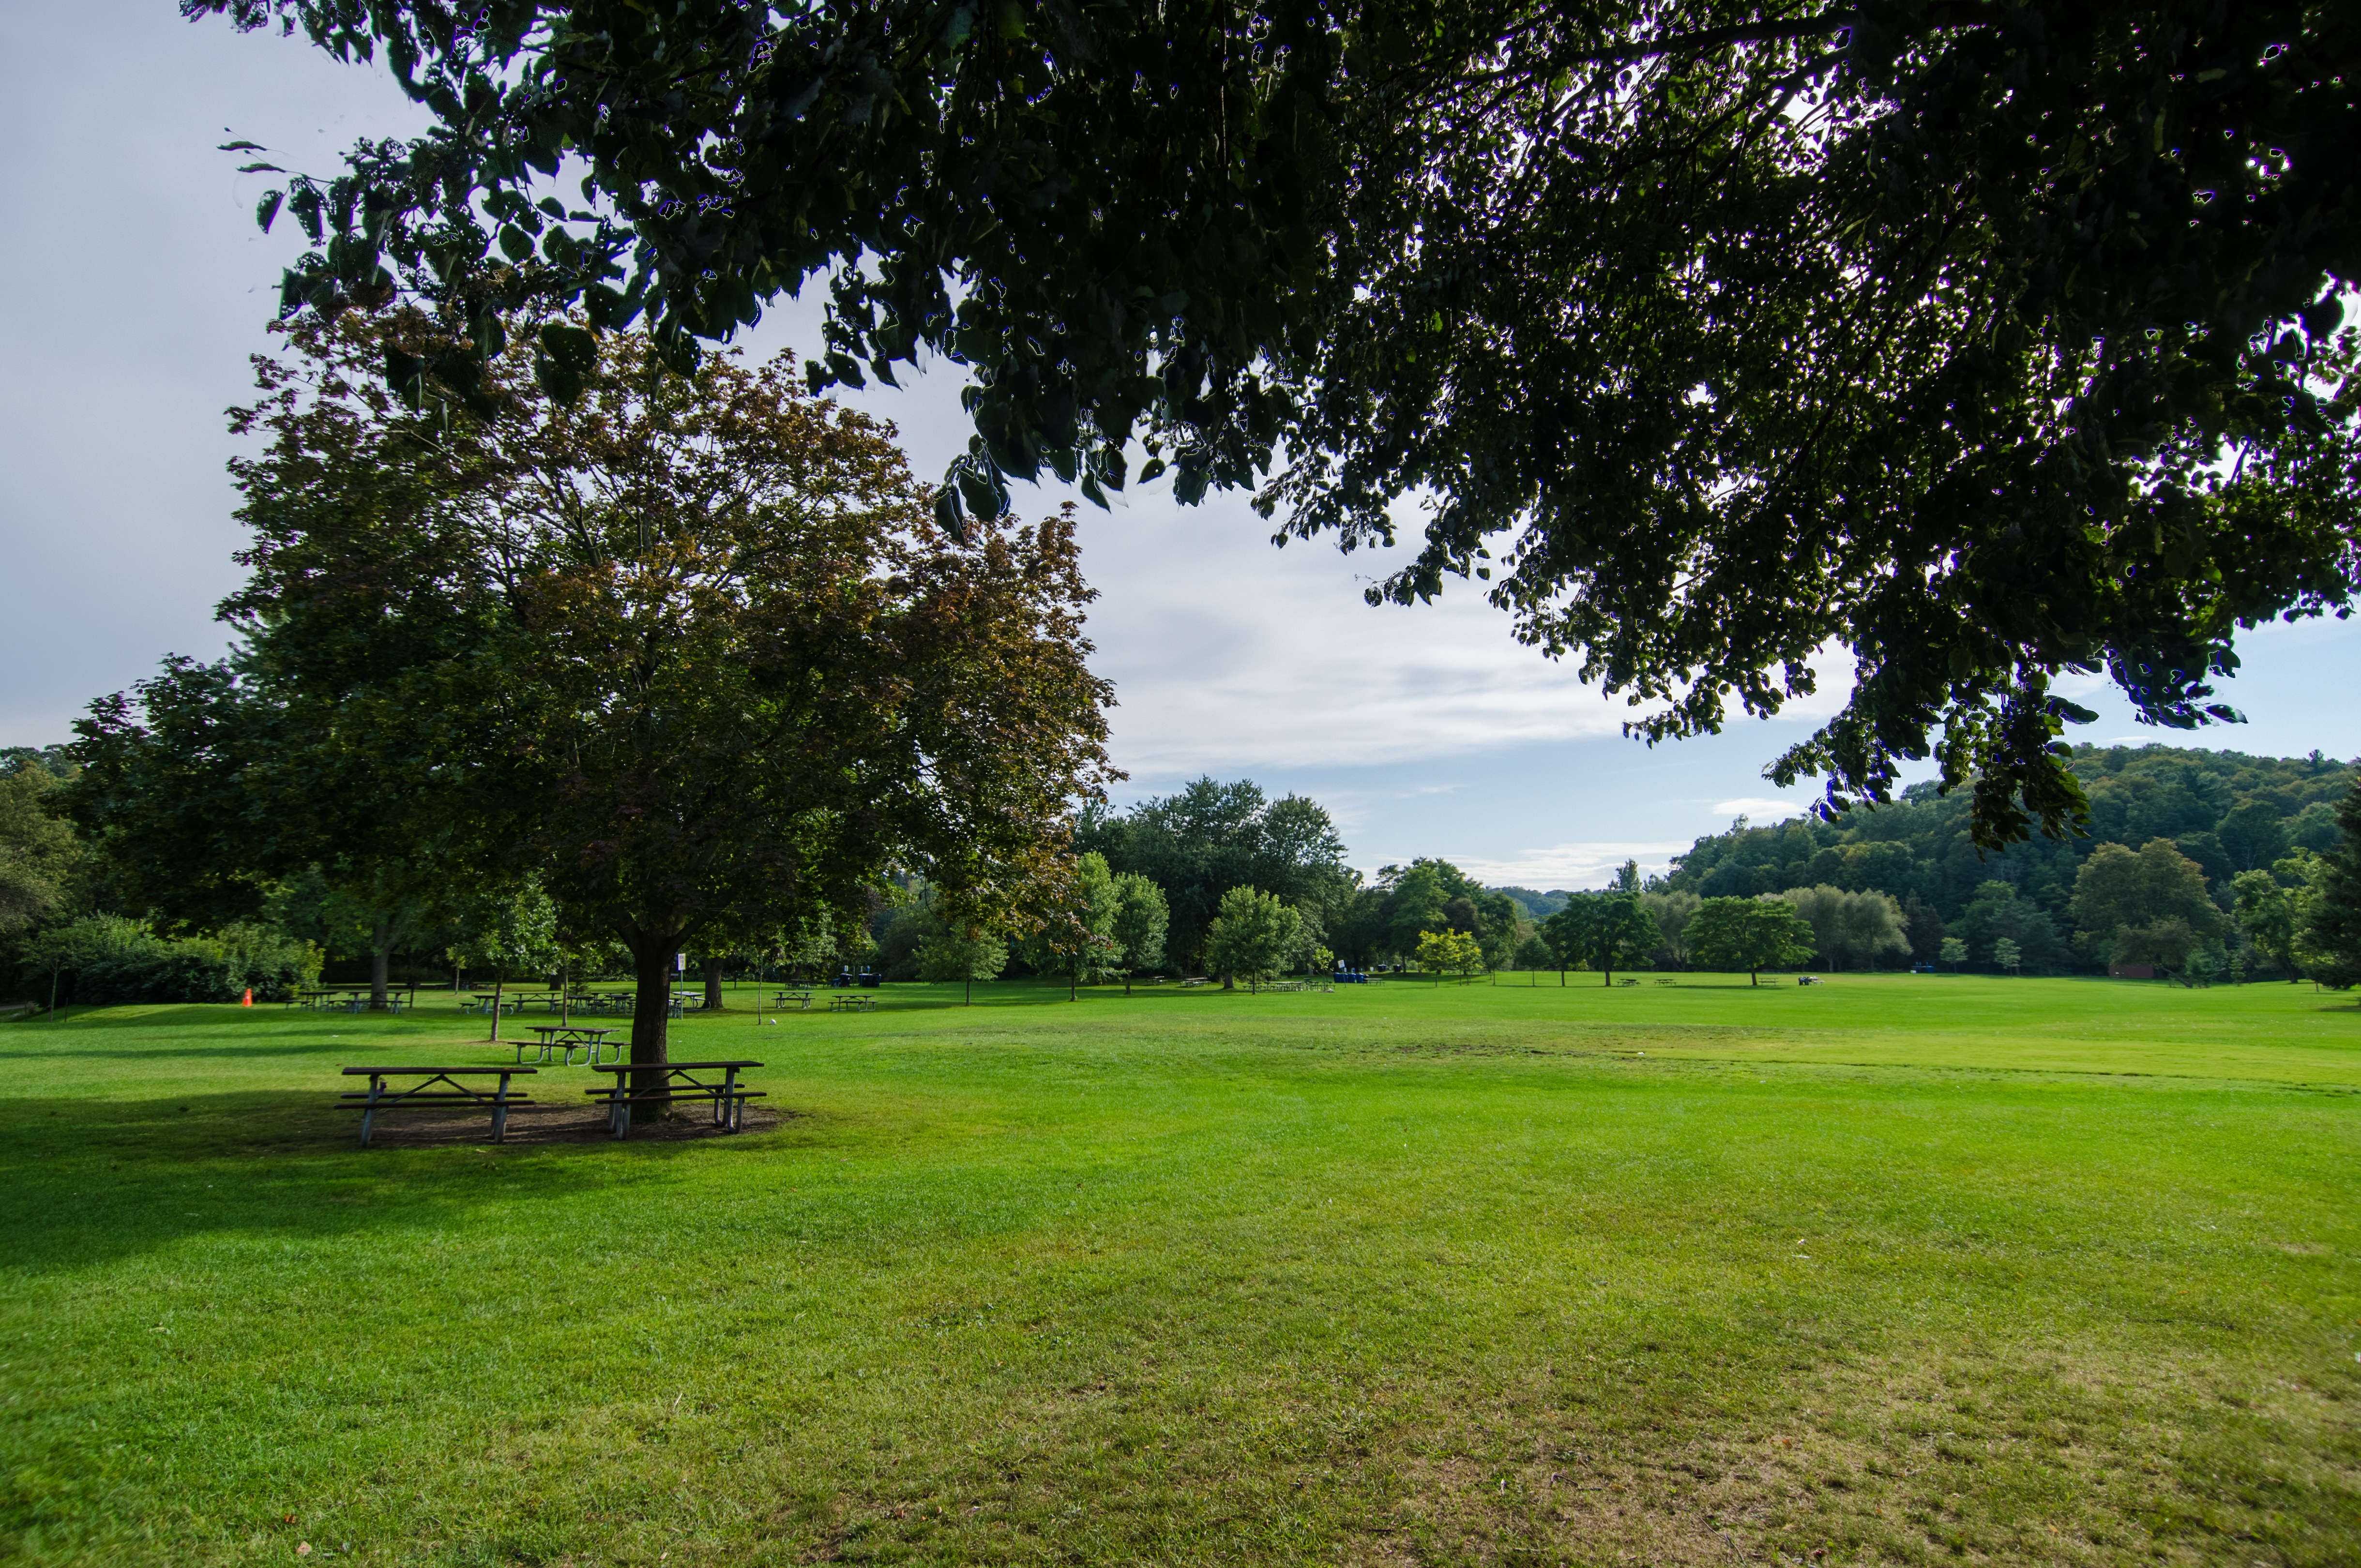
[75,313,1114,1085]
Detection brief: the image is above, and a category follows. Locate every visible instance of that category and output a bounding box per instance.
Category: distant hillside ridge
[1490,886,1571,920]
[1656,743,2352,964]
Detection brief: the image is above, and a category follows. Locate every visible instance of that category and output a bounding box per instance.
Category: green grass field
[4,974,2359,1566]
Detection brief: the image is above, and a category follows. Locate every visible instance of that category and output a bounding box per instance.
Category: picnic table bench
[339,1066,535,1147]
[827,993,877,1013]
[586,1060,764,1139]
[772,989,815,1011]
[520,1024,620,1065]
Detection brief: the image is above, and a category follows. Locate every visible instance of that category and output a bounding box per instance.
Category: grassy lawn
[3,973,2358,1566]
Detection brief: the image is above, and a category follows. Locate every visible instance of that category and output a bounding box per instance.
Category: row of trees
[1673,745,2354,917]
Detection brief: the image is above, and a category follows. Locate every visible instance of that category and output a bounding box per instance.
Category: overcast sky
[7,3,2360,889]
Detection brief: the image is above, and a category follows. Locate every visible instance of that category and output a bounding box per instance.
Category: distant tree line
[1647,744,2360,981]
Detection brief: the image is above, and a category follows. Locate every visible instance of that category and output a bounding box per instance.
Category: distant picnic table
[520,1024,620,1066]
[587,1060,764,1139]
[772,989,815,1011]
[339,1066,535,1147]
[827,993,877,1013]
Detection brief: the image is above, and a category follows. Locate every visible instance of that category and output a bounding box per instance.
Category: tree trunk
[627,936,676,1112]
[965,976,973,1006]
[703,954,726,1010]
[369,916,393,1011]
[488,969,505,1042]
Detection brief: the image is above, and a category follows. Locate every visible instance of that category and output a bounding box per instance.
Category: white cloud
[1442,842,1695,890]
[1710,796,1813,823]
[1071,491,1861,776]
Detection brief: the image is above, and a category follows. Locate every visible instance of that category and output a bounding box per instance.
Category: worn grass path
[3,974,2358,1567]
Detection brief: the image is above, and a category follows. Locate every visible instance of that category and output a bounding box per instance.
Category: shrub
[19,916,322,1005]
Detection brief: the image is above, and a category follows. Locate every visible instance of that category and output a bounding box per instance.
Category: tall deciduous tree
[0,758,80,935]
[2302,776,2361,993]
[1687,897,1818,986]
[198,0,2361,848]
[916,920,1009,1006]
[1776,886,1911,971]
[1641,890,1701,970]
[1108,872,1170,995]
[1414,929,1486,986]
[74,314,1113,1094]
[445,876,560,1040]
[2070,840,2225,969]
[1545,893,1663,987]
[1020,851,1121,1001]
[1077,780,1354,968]
[1204,885,1304,993]
[2232,852,2320,980]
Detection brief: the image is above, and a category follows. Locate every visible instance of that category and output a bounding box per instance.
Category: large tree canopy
[73,315,1113,1070]
[192,0,2361,843]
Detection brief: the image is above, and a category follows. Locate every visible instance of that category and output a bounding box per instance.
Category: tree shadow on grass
[0,1088,806,1279]
[3,1006,535,1062]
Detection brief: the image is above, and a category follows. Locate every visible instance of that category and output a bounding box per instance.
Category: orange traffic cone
[242,987,253,1007]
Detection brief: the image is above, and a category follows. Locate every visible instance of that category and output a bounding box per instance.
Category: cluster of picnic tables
[339,1059,766,1146]
[293,988,409,1013]
[461,990,702,1018]
[768,987,876,1013]
[330,976,902,1146]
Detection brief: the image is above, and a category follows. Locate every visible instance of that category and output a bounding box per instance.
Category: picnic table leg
[492,1071,513,1143]
[360,1075,385,1148]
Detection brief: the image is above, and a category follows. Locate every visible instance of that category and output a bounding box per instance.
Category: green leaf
[537,322,597,386]
[256,191,284,233]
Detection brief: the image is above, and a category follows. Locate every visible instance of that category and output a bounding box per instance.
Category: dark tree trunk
[703,954,726,1010]
[369,916,393,1010]
[627,936,676,1111]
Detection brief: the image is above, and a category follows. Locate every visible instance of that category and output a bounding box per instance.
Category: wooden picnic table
[586,1060,764,1139]
[772,989,814,1011]
[827,993,877,1013]
[521,1024,620,1066]
[319,990,406,1014]
[339,1066,536,1147]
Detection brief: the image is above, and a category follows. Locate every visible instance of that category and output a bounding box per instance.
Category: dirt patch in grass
[352,1099,793,1148]
[1344,1340,2361,1567]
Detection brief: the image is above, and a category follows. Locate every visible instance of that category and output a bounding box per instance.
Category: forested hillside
[1658,744,2352,971]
